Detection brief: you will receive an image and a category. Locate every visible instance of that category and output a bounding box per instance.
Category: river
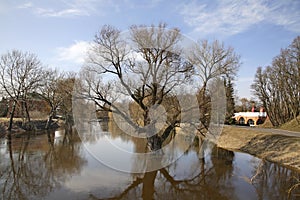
[0,121,299,200]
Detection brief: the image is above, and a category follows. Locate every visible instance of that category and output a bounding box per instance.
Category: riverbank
[259,116,300,132]
[0,118,60,137]
[217,126,300,172]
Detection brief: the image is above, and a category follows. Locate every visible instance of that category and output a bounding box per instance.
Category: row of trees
[0,50,75,132]
[252,36,300,126]
[0,23,240,142]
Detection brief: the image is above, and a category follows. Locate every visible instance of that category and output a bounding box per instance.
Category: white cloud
[35,7,88,17]
[16,0,119,17]
[267,0,300,32]
[179,0,300,36]
[180,0,267,36]
[17,2,33,9]
[56,41,90,65]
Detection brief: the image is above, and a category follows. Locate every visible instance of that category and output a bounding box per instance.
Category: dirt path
[226,125,300,137]
[217,126,300,172]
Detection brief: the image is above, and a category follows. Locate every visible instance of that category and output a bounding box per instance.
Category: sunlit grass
[0,117,48,122]
[280,116,300,132]
[257,116,300,132]
[0,117,23,122]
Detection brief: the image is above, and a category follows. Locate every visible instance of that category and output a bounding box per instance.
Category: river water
[0,122,299,200]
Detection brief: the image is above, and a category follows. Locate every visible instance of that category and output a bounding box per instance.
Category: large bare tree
[77,24,194,151]
[0,50,46,131]
[76,24,240,151]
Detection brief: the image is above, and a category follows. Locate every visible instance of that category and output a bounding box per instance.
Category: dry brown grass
[0,117,48,123]
[258,117,274,128]
[280,116,300,132]
[0,117,58,137]
[217,126,300,171]
[0,117,23,123]
[217,126,265,149]
[258,116,300,132]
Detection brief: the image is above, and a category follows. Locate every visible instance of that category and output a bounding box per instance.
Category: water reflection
[249,159,300,200]
[0,130,86,200]
[0,122,299,200]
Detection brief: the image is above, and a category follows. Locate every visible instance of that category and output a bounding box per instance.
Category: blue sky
[0,0,299,99]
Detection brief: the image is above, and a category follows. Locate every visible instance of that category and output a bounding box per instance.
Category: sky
[0,0,299,99]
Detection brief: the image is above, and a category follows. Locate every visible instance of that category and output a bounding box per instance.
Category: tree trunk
[65,114,74,133]
[198,82,209,132]
[47,130,54,145]
[142,170,158,200]
[143,109,150,126]
[45,110,54,130]
[7,100,17,132]
[24,101,31,123]
[7,134,16,175]
[147,134,162,151]
[142,108,160,151]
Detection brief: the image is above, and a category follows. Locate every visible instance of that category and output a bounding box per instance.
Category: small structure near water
[233,107,267,126]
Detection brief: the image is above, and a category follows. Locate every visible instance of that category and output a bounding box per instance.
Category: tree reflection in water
[249,159,300,200]
[90,142,236,200]
[0,129,86,200]
[0,122,299,200]
[87,122,300,200]
[85,137,231,200]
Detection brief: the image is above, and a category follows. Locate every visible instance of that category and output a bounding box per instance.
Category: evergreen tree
[224,78,235,124]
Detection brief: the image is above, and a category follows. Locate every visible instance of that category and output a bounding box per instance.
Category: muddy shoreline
[217,126,300,172]
[0,119,61,138]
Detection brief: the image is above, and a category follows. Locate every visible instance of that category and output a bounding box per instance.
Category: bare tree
[187,40,240,133]
[38,69,61,129]
[78,24,194,151]
[0,50,46,131]
[77,24,240,151]
[54,72,76,131]
[252,36,300,126]
[188,40,240,93]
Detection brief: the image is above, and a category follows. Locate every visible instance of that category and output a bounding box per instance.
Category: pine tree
[225,78,235,124]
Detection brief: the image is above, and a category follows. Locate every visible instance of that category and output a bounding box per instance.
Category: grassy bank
[0,117,60,137]
[259,116,300,132]
[279,116,300,132]
[217,126,300,172]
